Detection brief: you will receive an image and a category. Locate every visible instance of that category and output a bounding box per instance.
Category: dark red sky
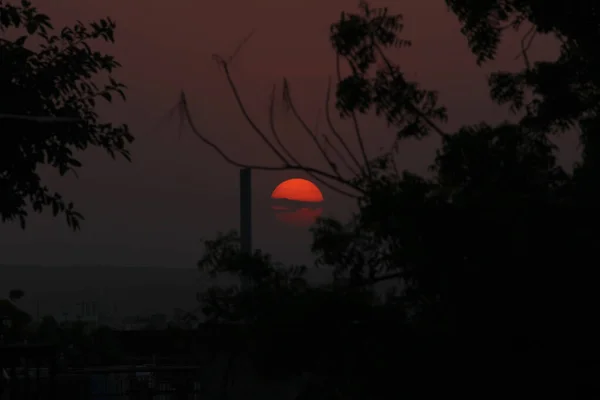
[0,0,578,268]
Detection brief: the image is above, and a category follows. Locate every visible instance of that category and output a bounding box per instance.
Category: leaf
[100,92,112,102]
[0,3,131,230]
[26,21,37,34]
[14,35,27,46]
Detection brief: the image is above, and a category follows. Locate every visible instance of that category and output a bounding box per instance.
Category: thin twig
[313,108,322,134]
[228,29,257,64]
[281,78,344,180]
[314,107,353,175]
[179,91,284,171]
[147,103,181,137]
[323,134,358,176]
[178,31,366,197]
[267,85,357,197]
[178,92,363,197]
[212,56,291,165]
[515,25,536,70]
[268,84,295,164]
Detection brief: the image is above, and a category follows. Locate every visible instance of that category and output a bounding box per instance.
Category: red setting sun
[271,178,324,202]
[271,178,324,227]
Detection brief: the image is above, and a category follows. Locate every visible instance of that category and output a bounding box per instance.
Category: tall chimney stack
[240,168,252,254]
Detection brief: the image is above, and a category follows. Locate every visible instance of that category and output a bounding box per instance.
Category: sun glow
[271,178,324,202]
[271,178,324,227]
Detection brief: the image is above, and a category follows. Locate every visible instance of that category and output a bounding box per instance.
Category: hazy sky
[0,0,578,268]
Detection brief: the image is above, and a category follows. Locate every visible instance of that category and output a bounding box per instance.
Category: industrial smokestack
[240,168,252,289]
[240,168,252,254]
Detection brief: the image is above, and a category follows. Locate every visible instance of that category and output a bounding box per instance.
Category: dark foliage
[8,289,24,302]
[0,0,133,229]
[190,1,600,397]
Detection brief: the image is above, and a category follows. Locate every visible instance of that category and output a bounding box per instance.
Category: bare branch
[228,29,257,64]
[178,91,363,197]
[177,101,186,139]
[211,56,290,165]
[515,25,536,70]
[267,85,357,197]
[147,102,181,137]
[268,84,295,164]
[323,134,358,176]
[313,108,322,134]
[324,77,363,173]
[336,55,372,179]
[281,78,344,181]
[314,109,357,176]
[176,31,371,198]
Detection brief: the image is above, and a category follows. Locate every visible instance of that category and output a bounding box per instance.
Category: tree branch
[323,134,358,176]
[178,91,363,197]
[212,55,290,165]
[175,31,373,198]
[281,78,344,181]
[227,29,257,64]
[336,55,372,179]
[515,25,536,70]
[268,84,296,164]
[373,44,448,138]
[266,85,359,197]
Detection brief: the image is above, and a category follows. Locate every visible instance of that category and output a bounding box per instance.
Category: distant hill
[0,265,204,321]
[0,264,335,322]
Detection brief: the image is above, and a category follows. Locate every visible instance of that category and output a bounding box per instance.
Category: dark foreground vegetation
[2,0,600,398]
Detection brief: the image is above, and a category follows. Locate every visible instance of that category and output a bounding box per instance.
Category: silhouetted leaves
[330,2,447,141]
[196,1,600,397]
[0,1,133,230]
[8,289,24,302]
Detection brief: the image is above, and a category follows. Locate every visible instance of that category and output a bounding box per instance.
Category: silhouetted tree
[445,0,600,203]
[90,326,123,365]
[8,289,24,302]
[35,315,60,344]
[0,298,31,342]
[185,1,597,397]
[176,3,446,198]
[197,231,386,398]
[0,0,133,229]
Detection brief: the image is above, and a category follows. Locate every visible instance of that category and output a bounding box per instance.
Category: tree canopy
[185,0,599,397]
[8,289,24,302]
[1,0,596,396]
[0,0,133,229]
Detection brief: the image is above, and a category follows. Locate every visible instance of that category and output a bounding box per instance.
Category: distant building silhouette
[0,298,31,343]
[60,301,99,331]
